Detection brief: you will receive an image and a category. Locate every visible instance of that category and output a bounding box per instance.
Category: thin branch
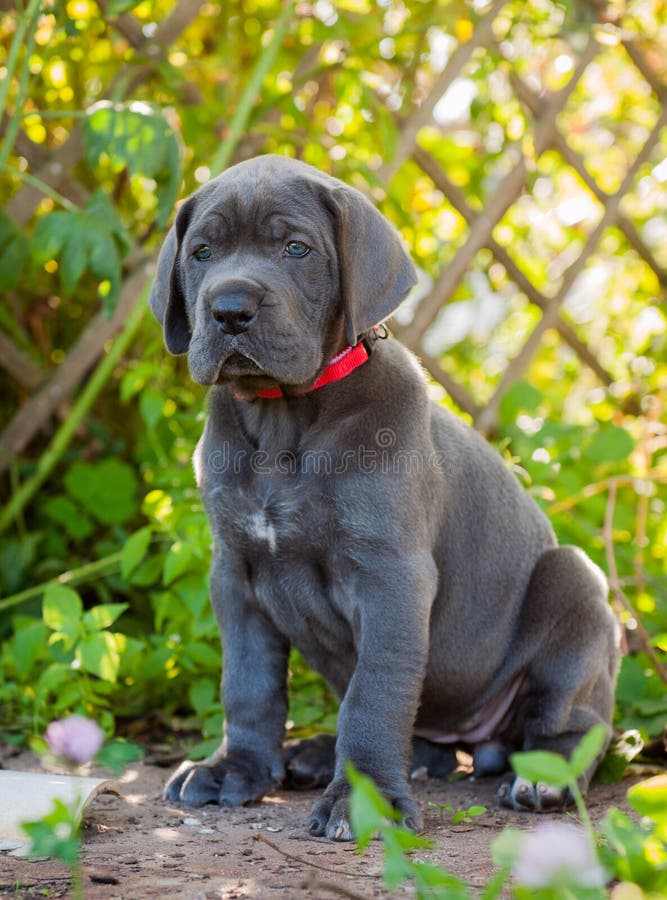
[0,286,148,533]
[0,330,44,392]
[0,260,150,472]
[3,162,78,210]
[253,833,378,880]
[0,0,40,172]
[412,145,616,387]
[0,0,41,123]
[154,0,207,45]
[508,65,667,288]
[379,0,507,181]
[0,534,167,609]
[0,551,122,610]
[298,875,370,900]
[404,38,599,344]
[603,481,667,686]
[209,0,296,177]
[475,101,667,434]
[548,473,667,515]
[6,130,85,225]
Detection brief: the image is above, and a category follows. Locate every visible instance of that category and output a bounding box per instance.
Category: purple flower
[512,822,606,889]
[45,715,104,765]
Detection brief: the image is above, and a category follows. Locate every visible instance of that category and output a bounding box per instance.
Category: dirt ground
[0,748,639,899]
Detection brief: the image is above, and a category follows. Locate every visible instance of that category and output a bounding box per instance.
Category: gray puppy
[150,154,620,841]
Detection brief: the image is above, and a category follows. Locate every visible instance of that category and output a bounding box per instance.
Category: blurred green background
[0,0,665,758]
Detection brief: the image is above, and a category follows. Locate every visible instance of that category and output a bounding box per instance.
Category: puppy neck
[233,325,387,402]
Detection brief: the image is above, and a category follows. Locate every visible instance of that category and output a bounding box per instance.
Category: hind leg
[498,546,620,812]
[284,734,458,789]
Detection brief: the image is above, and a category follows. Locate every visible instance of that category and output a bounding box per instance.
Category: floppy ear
[324,185,417,346]
[148,198,195,355]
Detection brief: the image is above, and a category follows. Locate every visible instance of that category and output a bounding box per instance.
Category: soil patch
[0,751,637,899]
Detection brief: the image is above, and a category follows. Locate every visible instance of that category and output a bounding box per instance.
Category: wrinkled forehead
[187,159,335,236]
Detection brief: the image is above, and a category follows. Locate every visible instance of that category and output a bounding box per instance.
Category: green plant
[23,715,143,899]
[348,762,475,899]
[347,728,667,899]
[428,802,487,825]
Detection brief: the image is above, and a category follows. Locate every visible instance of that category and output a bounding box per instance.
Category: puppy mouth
[215,351,266,381]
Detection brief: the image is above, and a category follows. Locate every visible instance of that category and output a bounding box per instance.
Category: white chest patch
[250,511,278,554]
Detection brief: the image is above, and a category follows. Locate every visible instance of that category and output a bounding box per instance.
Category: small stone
[183,817,202,826]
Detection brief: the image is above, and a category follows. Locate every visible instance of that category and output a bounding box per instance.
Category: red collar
[235,337,373,400]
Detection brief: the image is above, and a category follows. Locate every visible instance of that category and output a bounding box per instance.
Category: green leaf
[570,724,608,778]
[23,797,80,865]
[139,390,165,429]
[189,678,217,715]
[95,738,145,774]
[182,641,222,670]
[381,837,413,888]
[31,192,130,313]
[163,541,196,586]
[59,216,89,295]
[187,737,222,760]
[83,102,181,226]
[481,868,510,900]
[0,211,30,290]
[32,211,68,264]
[627,774,667,825]
[83,603,128,631]
[412,860,471,898]
[499,379,543,425]
[491,827,524,868]
[510,750,573,788]
[41,495,94,541]
[121,526,153,580]
[64,458,138,526]
[346,762,397,849]
[76,632,122,682]
[595,730,643,784]
[42,584,83,631]
[452,804,486,824]
[584,424,634,463]
[599,808,655,885]
[11,621,49,677]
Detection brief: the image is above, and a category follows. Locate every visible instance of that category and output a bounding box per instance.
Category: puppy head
[149,155,416,392]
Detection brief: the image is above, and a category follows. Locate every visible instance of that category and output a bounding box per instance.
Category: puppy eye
[285,240,310,258]
[193,245,212,261]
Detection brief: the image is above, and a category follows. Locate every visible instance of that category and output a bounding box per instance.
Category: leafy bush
[0,0,665,758]
[348,732,667,899]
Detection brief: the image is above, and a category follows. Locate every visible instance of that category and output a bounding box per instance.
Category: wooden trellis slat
[380,0,508,183]
[474,104,667,433]
[3,2,666,459]
[403,39,600,342]
[508,67,667,289]
[411,145,616,388]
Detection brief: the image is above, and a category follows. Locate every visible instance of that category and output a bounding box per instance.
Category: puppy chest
[208,474,336,555]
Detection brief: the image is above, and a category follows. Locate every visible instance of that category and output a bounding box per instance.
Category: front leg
[307,555,436,840]
[165,550,289,807]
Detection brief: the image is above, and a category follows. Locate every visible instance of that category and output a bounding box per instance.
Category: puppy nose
[211,296,257,335]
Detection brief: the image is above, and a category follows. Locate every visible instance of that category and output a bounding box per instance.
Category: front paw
[498,775,573,812]
[164,755,276,808]
[307,779,422,842]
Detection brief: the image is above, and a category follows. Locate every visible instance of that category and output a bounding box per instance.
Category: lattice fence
[383,1,667,433]
[1,0,666,471]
